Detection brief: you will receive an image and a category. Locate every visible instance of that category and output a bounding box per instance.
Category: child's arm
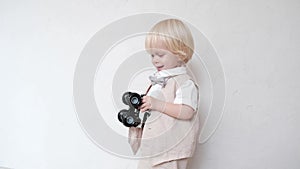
[140,96,195,120]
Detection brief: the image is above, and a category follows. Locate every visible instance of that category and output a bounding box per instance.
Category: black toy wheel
[122,92,130,105]
[117,109,128,123]
[129,93,142,109]
[124,115,141,127]
[123,115,134,127]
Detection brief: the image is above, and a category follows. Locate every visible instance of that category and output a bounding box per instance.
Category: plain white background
[0,0,299,169]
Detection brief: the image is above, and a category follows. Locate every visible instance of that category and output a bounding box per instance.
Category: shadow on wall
[185,23,226,168]
[0,167,12,169]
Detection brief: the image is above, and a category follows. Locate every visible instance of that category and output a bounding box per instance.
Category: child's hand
[140,96,152,112]
[140,96,164,112]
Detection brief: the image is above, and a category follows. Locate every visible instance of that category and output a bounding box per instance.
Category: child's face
[149,41,182,71]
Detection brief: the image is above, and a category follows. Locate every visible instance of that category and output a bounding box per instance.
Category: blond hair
[145,19,194,63]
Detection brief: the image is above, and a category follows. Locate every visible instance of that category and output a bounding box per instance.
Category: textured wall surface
[0,0,299,169]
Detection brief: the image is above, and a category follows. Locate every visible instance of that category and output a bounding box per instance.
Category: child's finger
[142,96,149,103]
[140,103,150,112]
[140,103,147,110]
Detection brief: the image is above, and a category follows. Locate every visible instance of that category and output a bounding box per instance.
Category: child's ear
[177,58,185,66]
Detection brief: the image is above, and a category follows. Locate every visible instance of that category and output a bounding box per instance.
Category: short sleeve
[173,80,198,111]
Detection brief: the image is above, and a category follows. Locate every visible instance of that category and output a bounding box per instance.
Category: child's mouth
[156,66,164,71]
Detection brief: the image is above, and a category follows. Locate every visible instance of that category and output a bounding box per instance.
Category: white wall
[1,0,299,169]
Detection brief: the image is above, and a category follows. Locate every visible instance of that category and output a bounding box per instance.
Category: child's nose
[152,55,159,62]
